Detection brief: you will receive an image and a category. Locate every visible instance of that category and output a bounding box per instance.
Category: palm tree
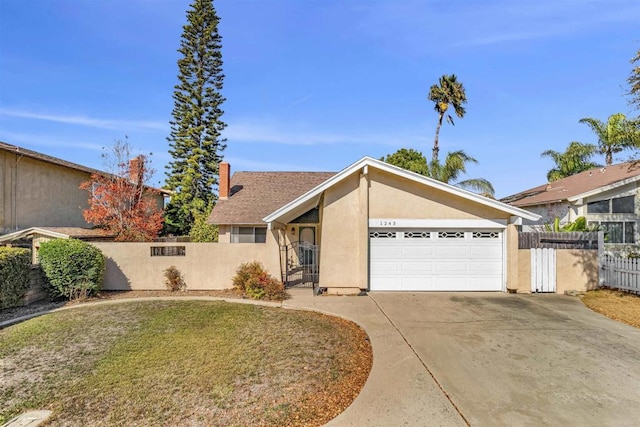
[430,151,494,195]
[428,74,467,164]
[579,113,640,165]
[382,148,494,196]
[541,141,600,181]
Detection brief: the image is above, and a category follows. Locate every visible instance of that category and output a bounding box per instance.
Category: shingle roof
[501,162,640,207]
[209,171,336,225]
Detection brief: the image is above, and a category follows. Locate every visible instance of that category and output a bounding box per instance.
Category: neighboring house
[210,157,540,294]
[501,162,640,247]
[0,141,169,235]
[0,226,115,263]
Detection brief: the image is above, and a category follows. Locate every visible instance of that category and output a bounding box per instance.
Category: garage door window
[438,231,465,238]
[404,231,431,238]
[472,231,500,239]
[369,231,397,238]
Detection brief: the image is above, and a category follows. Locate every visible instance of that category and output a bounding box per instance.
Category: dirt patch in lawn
[582,289,640,328]
[0,300,372,426]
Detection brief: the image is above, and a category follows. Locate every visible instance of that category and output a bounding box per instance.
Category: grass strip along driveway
[0,301,372,426]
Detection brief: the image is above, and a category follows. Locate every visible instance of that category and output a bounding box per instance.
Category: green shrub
[0,247,32,308]
[164,265,186,291]
[232,261,287,301]
[38,239,104,300]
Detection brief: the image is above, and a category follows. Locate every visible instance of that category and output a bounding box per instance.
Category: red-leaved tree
[80,140,164,241]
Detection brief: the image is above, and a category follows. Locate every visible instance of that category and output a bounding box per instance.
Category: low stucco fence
[516,248,599,293]
[89,242,281,291]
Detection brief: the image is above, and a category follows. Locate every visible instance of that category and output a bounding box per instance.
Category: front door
[299,226,316,266]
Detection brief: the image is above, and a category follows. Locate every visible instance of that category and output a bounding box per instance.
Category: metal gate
[531,248,556,293]
[280,241,319,289]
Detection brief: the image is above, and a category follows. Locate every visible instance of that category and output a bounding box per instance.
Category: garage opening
[369,229,504,291]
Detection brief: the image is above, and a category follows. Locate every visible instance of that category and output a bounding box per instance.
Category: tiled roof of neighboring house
[501,162,640,207]
[209,171,336,224]
[0,141,171,195]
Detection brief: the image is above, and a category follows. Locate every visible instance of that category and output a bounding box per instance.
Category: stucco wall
[556,250,599,293]
[319,172,364,291]
[91,235,281,290]
[1,152,91,233]
[369,169,511,220]
[516,249,532,293]
[515,248,599,293]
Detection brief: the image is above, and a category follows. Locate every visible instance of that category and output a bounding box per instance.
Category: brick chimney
[219,161,230,199]
[129,155,145,186]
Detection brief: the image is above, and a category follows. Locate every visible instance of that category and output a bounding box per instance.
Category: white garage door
[369,229,504,291]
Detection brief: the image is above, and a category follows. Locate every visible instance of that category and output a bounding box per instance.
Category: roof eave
[0,227,70,242]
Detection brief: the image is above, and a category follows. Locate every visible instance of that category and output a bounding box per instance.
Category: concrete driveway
[285,290,640,426]
[369,292,640,426]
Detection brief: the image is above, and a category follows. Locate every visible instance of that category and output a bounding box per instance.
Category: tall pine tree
[165,0,226,235]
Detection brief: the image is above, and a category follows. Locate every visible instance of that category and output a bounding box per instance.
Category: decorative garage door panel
[369,229,503,291]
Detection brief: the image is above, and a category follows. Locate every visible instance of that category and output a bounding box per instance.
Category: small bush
[232,261,266,292]
[38,239,104,300]
[0,247,32,308]
[164,266,186,291]
[232,261,287,301]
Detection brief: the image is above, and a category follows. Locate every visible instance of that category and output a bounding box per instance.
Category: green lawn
[0,301,372,426]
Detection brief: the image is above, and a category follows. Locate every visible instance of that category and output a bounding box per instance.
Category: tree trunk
[432,112,444,163]
[605,150,612,166]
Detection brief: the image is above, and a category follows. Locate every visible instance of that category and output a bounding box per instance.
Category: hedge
[0,247,32,309]
[38,239,105,300]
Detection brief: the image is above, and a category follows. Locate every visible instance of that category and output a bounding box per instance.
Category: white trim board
[368,219,508,229]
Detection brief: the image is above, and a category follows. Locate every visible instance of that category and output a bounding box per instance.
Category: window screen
[587,199,609,214]
[612,196,635,213]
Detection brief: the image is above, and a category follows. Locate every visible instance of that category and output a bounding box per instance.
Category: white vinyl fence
[601,256,640,294]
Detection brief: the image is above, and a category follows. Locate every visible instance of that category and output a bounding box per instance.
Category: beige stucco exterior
[317,168,519,293]
[515,248,599,293]
[368,169,510,220]
[318,172,365,294]
[555,250,599,293]
[1,151,92,233]
[92,238,281,291]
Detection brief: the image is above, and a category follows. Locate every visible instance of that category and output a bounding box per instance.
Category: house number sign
[376,220,397,226]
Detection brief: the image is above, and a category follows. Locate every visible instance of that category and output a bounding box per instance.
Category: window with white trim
[231,226,267,243]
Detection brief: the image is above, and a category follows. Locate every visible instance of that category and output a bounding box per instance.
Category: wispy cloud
[223,156,314,172]
[353,0,640,52]
[0,130,104,151]
[0,108,166,132]
[224,120,427,147]
[290,95,312,107]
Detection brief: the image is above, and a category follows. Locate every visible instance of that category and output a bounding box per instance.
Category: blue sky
[1,0,638,198]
